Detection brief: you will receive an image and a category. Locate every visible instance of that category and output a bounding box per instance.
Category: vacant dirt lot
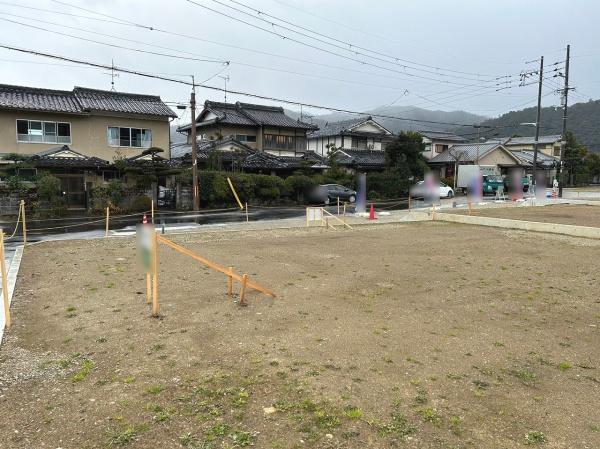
[1,223,599,449]
[456,203,600,228]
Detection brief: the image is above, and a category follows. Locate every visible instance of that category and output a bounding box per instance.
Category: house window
[108,126,152,148]
[351,137,367,149]
[234,134,257,143]
[553,147,561,157]
[435,144,448,153]
[16,119,71,144]
[264,134,298,151]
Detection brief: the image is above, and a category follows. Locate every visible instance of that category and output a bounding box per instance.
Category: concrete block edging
[434,212,600,239]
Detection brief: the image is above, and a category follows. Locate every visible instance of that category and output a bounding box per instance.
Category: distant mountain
[476,100,600,152]
[170,125,187,144]
[285,105,487,135]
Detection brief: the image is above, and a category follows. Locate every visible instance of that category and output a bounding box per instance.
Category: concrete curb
[0,245,24,346]
[435,213,600,239]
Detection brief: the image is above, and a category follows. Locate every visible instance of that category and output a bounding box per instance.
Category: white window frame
[16,119,71,144]
[107,126,152,148]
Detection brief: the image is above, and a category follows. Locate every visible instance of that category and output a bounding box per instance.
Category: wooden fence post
[105,207,110,238]
[227,266,233,297]
[337,196,340,216]
[20,200,27,245]
[408,195,411,211]
[245,202,249,223]
[151,229,159,317]
[239,273,248,306]
[1,230,10,329]
[343,203,346,225]
[151,199,155,224]
[146,272,151,304]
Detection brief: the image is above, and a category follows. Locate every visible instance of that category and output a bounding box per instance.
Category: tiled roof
[503,135,562,145]
[0,84,176,117]
[333,148,385,168]
[73,87,177,117]
[0,84,83,114]
[511,150,557,168]
[29,145,110,167]
[307,116,392,139]
[429,142,512,163]
[170,138,288,170]
[179,101,316,131]
[418,130,467,142]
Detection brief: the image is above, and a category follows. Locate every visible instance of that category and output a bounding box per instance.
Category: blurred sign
[306,207,323,223]
[137,224,153,272]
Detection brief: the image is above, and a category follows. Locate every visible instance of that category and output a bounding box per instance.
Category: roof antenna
[103,59,119,91]
[218,75,229,102]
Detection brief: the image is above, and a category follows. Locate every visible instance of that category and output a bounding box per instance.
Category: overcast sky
[0,0,598,125]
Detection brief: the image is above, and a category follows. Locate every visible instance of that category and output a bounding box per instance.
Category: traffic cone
[142,213,148,224]
[368,203,376,220]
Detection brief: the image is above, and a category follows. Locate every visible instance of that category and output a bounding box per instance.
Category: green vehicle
[504,176,531,193]
[482,175,504,195]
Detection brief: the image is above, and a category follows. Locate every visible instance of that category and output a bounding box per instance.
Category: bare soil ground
[0,223,599,449]
[454,203,600,228]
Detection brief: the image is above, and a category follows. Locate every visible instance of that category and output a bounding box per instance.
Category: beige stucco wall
[0,110,171,160]
[479,148,519,166]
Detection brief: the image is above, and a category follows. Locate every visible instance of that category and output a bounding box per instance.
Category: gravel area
[0,222,599,449]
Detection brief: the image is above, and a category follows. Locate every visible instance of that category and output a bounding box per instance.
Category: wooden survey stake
[1,230,11,329]
[151,228,159,317]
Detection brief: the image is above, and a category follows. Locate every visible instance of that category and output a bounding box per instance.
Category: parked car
[410,180,454,199]
[311,184,357,205]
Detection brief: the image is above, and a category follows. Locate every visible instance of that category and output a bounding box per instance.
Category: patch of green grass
[153,411,170,423]
[558,362,572,371]
[179,432,197,446]
[66,305,77,312]
[344,406,363,419]
[419,408,442,426]
[314,410,341,429]
[525,431,547,445]
[204,422,230,441]
[122,376,136,384]
[590,424,599,432]
[510,369,536,382]
[493,341,505,347]
[232,390,249,407]
[71,359,94,382]
[378,412,417,438]
[145,385,164,395]
[109,426,137,446]
[230,430,255,446]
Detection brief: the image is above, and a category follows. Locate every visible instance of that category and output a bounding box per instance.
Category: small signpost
[137,224,158,315]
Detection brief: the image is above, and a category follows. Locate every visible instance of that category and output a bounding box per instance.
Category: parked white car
[410,181,454,199]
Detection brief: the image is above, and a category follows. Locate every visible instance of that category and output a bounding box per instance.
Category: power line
[0,2,506,92]
[0,44,508,129]
[212,0,498,79]
[183,0,508,87]
[0,17,228,65]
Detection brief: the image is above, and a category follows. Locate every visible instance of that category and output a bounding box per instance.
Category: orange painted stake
[227,266,233,297]
[240,274,248,306]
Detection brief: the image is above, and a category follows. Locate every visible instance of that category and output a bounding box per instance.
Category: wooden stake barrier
[151,199,155,224]
[227,177,244,210]
[245,202,249,223]
[20,200,27,245]
[105,207,110,238]
[146,272,151,304]
[240,274,248,306]
[343,203,346,225]
[408,195,411,211]
[227,266,234,296]
[0,230,10,329]
[321,207,352,229]
[337,196,340,216]
[156,234,276,299]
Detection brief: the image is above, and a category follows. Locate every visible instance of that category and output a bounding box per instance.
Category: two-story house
[0,83,176,207]
[306,116,393,156]
[177,101,315,157]
[502,135,562,158]
[419,130,467,160]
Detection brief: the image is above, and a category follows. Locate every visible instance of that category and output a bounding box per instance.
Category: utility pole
[532,56,544,193]
[190,76,200,211]
[558,45,570,198]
